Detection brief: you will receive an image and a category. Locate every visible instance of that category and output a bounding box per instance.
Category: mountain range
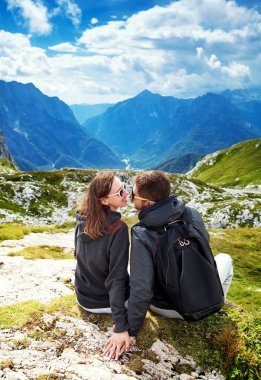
[1,80,260,172]
[83,89,261,171]
[0,81,123,171]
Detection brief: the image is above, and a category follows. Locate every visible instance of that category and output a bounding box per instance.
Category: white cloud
[54,0,82,27]
[1,0,260,103]
[48,42,78,53]
[196,47,250,78]
[7,0,52,35]
[0,30,50,78]
[90,17,99,25]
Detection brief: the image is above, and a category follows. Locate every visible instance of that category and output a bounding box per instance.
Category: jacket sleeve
[127,228,155,336]
[105,224,130,333]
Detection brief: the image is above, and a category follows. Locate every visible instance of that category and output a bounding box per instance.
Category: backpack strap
[134,218,184,235]
[181,207,193,224]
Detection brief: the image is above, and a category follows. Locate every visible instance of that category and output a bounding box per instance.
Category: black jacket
[74,211,130,333]
[127,195,209,336]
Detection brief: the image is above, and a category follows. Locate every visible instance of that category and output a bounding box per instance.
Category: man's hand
[103,331,131,360]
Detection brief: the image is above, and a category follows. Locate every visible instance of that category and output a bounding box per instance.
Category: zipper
[165,238,179,285]
[166,246,171,285]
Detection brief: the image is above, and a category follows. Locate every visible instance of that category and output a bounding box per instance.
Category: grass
[0,294,81,329]
[0,223,31,241]
[210,227,261,313]
[0,157,17,172]
[0,359,14,370]
[0,222,75,241]
[191,139,261,187]
[7,245,74,260]
[135,306,260,379]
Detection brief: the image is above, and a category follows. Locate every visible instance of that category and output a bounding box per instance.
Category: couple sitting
[74,171,233,360]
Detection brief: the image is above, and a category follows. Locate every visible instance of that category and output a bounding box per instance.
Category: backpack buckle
[178,238,190,246]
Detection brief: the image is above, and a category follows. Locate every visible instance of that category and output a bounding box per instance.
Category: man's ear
[100,197,109,206]
[145,200,155,207]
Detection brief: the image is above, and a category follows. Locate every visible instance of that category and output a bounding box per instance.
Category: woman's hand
[103,331,131,360]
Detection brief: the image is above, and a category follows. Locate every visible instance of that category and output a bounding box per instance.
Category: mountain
[0,128,14,163]
[188,138,261,187]
[83,90,260,170]
[154,152,203,173]
[70,103,114,124]
[0,81,123,171]
[222,89,261,132]
[0,128,17,172]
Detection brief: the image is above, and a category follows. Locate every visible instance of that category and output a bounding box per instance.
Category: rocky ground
[0,231,75,306]
[0,231,225,380]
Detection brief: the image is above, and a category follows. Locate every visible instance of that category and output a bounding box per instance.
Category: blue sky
[0,0,260,104]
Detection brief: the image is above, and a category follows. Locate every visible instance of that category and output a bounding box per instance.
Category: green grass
[191,139,261,187]
[0,223,31,241]
[8,245,74,260]
[135,306,260,379]
[0,294,81,329]
[210,227,261,312]
[0,157,17,172]
[0,222,75,241]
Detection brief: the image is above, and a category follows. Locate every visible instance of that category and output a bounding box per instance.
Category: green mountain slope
[0,158,17,173]
[189,139,261,187]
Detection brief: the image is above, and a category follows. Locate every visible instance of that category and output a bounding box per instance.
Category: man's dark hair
[135,171,171,202]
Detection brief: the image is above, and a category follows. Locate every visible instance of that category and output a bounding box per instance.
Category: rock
[0,342,13,350]
[179,374,194,380]
[5,371,28,380]
[0,314,226,380]
[150,339,179,364]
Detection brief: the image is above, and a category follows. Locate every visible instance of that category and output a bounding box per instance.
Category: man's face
[132,183,155,210]
[132,184,145,210]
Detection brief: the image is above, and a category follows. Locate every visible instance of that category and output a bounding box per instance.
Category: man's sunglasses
[130,189,154,203]
[107,184,127,198]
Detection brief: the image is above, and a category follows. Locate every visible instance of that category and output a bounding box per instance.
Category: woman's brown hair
[77,171,121,240]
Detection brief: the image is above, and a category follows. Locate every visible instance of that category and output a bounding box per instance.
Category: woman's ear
[100,197,109,206]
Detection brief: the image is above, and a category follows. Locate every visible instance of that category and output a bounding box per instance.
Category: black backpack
[137,207,224,321]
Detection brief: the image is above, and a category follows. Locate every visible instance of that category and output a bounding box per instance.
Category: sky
[0,0,260,105]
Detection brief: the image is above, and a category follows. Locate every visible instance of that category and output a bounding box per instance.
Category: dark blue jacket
[74,211,130,333]
[127,196,209,336]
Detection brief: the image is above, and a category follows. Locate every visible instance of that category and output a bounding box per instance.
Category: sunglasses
[107,184,127,198]
[130,189,154,203]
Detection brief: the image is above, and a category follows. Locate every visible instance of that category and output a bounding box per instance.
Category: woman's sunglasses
[107,184,127,198]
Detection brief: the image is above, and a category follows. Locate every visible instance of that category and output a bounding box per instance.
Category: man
[104,171,233,359]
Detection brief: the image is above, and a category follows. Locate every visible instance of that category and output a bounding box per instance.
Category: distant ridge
[70,103,114,124]
[154,152,203,174]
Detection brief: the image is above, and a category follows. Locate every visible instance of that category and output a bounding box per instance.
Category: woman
[74,171,130,350]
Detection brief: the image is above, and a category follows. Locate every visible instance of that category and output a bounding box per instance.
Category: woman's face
[101,176,129,211]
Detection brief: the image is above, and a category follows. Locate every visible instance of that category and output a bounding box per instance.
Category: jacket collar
[138,195,185,228]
